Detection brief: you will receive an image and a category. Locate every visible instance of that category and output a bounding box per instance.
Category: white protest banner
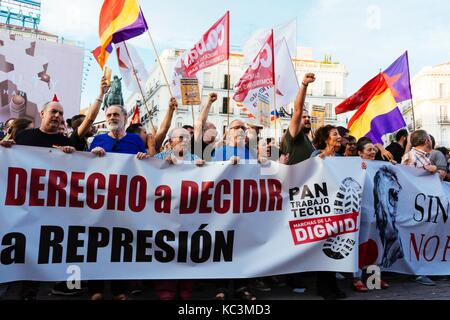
[0,146,364,283]
[359,161,450,275]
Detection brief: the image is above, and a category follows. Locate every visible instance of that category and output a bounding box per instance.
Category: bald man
[6,100,75,153]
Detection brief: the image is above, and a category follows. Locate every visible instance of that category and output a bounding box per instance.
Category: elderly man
[0,99,75,154]
[88,104,149,300]
[402,129,438,287]
[90,104,147,159]
[152,127,203,300]
[155,127,204,165]
[213,119,257,162]
[402,130,437,175]
[0,99,76,300]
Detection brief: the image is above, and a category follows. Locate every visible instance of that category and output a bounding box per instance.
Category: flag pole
[271,30,278,145]
[136,0,173,98]
[273,84,278,145]
[146,29,174,99]
[123,41,156,130]
[410,100,416,132]
[227,12,231,129]
[227,59,231,128]
[405,51,416,132]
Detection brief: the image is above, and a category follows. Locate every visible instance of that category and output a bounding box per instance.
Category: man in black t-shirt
[385,129,408,164]
[0,99,75,300]
[1,100,75,154]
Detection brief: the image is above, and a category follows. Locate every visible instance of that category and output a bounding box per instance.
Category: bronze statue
[103,76,124,110]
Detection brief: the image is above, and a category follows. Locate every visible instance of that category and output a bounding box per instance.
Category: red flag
[183,11,230,77]
[335,73,383,115]
[233,31,275,103]
[131,104,141,124]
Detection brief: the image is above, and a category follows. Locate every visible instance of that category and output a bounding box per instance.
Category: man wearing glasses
[152,126,204,300]
[212,119,257,163]
[154,127,204,165]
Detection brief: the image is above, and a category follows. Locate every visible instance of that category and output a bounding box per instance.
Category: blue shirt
[212,145,256,161]
[89,133,146,155]
[154,150,199,161]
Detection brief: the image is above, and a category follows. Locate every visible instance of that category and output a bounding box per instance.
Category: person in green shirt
[281,73,316,165]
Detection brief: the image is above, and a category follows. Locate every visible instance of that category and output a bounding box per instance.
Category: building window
[222,97,232,114]
[440,105,449,123]
[325,103,334,119]
[223,74,231,90]
[324,81,336,96]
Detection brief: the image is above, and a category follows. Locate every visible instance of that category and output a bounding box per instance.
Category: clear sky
[40,0,450,110]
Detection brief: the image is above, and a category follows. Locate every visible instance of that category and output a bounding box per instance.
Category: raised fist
[169,97,178,110]
[303,73,316,85]
[208,93,218,103]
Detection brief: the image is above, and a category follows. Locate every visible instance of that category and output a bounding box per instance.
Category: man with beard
[386,129,408,164]
[281,73,316,164]
[88,104,149,300]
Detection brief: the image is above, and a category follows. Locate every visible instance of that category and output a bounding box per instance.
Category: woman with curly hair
[311,125,342,158]
[309,125,346,299]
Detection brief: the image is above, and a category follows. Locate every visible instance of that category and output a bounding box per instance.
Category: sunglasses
[172,135,191,142]
[230,125,247,131]
[112,139,121,151]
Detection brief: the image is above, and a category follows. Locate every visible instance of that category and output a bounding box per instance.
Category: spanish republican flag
[344,73,406,144]
[336,53,410,144]
[93,0,148,69]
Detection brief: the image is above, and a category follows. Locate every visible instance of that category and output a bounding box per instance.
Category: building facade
[126,47,349,139]
[405,63,450,147]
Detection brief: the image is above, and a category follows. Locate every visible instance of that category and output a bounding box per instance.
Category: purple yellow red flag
[335,52,411,144]
[345,73,406,144]
[93,0,148,69]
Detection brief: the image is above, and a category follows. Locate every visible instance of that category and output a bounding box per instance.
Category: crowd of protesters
[1,73,449,300]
